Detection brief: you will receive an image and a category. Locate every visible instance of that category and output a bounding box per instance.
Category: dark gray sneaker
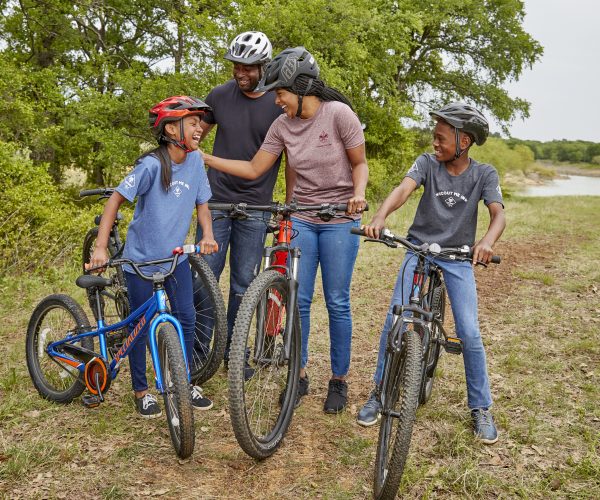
[324,379,348,414]
[357,388,381,427]
[279,374,309,408]
[135,393,162,419]
[471,408,499,444]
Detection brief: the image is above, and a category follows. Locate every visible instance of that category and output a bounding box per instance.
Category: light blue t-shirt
[116,150,211,273]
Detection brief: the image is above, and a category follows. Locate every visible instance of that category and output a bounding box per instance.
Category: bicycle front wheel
[373,327,422,500]
[189,254,227,384]
[26,294,93,403]
[157,324,195,459]
[228,270,301,459]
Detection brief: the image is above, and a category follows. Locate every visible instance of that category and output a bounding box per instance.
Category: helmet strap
[159,120,191,153]
[295,78,314,118]
[453,128,469,160]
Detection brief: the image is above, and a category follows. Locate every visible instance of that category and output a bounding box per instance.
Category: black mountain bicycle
[210,201,352,459]
[79,188,226,382]
[352,227,500,500]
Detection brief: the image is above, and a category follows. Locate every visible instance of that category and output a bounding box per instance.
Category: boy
[357,103,505,444]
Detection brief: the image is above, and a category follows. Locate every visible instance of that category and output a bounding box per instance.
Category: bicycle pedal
[82,394,103,408]
[443,337,463,355]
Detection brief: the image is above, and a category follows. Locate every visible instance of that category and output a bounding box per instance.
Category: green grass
[2,196,600,498]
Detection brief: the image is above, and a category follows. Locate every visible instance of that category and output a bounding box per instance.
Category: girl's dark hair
[137,143,172,191]
[289,75,354,111]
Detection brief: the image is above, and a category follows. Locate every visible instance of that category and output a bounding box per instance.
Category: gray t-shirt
[116,150,212,273]
[406,153,504,247]
[203,79,283,203]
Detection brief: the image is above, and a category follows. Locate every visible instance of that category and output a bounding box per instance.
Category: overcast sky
[492,0,600,142]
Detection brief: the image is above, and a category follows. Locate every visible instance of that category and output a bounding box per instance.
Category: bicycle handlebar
[208,201,367,222]
[79,187,115,198]
[87,244,202,281]
[351,227,500,264]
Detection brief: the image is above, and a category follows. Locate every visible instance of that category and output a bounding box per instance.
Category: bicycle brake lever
[364,237,398,248]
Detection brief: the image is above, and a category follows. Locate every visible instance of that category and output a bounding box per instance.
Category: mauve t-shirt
[260,100,365,222]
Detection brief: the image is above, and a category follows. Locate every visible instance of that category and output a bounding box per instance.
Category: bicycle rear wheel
[228,270,300,459]
[157,323,195,459]
[82,227,129,325]
[189,254,227,384]
[419,282,446,405]
[26,294,93,403]
[373,327,422,500]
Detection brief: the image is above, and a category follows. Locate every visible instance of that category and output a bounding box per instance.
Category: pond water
[520,175,600,197]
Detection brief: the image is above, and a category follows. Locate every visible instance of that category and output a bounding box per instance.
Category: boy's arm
[364,177,418,238]
[472,202,506,264]
[196,203,219,255]
[87,191,126,272]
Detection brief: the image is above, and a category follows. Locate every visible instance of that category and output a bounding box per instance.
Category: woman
[202,47,368,413]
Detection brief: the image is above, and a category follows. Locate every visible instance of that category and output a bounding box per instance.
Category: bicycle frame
[47,285,189,394]
[257,218,301,364]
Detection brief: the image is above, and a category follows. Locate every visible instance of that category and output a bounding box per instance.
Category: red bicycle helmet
[149,95,211,151]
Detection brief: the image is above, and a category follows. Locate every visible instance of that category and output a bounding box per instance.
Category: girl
[202,48,368,414]
[89,96,218,418]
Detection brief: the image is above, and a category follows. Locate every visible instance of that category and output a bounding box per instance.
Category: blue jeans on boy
[195,210,269,358]
[125,260,195,392]
[373,251,493,410]
[292,217,360,378]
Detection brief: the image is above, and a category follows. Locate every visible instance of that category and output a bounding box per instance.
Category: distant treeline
[506,139,600,165]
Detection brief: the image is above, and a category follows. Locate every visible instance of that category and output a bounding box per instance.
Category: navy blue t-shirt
[203,79,283,203]
[406,153,504,247]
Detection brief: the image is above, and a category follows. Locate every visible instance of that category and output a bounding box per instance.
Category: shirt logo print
[173,186,183,198]
[124,174,135,189]
[445,197,456,207]
[319,130,329,143]
[496,184,502,196]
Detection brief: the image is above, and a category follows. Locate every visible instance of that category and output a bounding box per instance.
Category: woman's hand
[361,215,386,239]
[86,246,110,273]
[198,237,218,255]
[346,194,367,215]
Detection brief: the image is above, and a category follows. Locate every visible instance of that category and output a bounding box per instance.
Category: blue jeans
[195,210,269,357]
[373,251,493,409]
[125,260,195,392]
[292,218,360,378]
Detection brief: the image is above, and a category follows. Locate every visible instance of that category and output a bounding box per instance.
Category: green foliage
[0,142,92,273]
[470,137,536,179]
[508,138,600,165]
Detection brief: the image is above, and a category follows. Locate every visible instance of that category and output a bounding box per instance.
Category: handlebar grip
[350,227,366,236]
[79,188,114,198]
[491,255,501,264]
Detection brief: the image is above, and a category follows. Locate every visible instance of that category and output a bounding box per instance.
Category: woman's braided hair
[289,74,354,111]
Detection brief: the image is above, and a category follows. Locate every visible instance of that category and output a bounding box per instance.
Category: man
[195,31,284,377]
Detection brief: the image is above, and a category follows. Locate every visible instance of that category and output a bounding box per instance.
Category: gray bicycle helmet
[256,47,320,92]
[429,102,489,146]
[224,31,272,65]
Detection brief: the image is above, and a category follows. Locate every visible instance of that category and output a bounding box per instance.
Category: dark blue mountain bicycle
[25,245,214,459]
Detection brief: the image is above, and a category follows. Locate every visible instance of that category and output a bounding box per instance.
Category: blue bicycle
[25,245,210,458]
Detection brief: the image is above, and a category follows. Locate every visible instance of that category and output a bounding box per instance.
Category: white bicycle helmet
[224,31,272,65]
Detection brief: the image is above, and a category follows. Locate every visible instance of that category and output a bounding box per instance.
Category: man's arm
[199,120,215,142]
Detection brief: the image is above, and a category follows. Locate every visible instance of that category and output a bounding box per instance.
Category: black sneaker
[279,374,309,408]
[324,379,348,414]
[135,393,162,419]
[190,385,213,411]
[471,408,499,444]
